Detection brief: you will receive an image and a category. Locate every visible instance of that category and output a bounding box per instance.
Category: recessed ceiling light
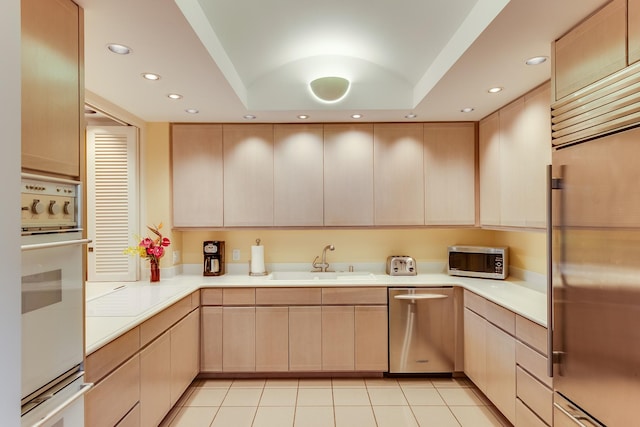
[142,73,161,81]
[107,44,131,55]
[460,107,474,113]
[405,113,417,119]
[185,108,199,114]
[243,114,256,120]
[167,93,183,100]
[525,56,548,66]
[351,114,363,119]
[297,115,309,119]
[488,87,503,93]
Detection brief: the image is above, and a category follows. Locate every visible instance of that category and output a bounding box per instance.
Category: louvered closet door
[87,126,139,282]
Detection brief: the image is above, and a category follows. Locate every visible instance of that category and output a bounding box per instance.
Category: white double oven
[21,174,91,426]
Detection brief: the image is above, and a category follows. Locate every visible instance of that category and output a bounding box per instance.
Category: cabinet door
[323,124,374,226]
[499,98,528,227]
[354,306,388,371]
[631,0,640,65]
[479,112,501,227]
[274,124,324,226]
[172,124,223,227]
[140,332,171,427]
[256,307,289,371]
[21,0,81,177]
[201,307,223,372]
[322,306,355,371]
[170,309,200,406]
[463,308,486,391]
[289,306,322,371]
[554,0,626,100]
[486,323,516,424]
[424,123,476,225]
[373,124,424,225]
[222,307,256,371]
[223,125,274,226]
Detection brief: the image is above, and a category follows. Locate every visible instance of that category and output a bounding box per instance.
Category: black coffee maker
[203,241,225,276]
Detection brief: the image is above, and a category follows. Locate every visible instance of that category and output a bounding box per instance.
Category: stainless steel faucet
[312,244,335,272]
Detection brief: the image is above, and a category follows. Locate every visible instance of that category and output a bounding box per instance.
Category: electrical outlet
[232,249,240,261]
[172,250,180,264]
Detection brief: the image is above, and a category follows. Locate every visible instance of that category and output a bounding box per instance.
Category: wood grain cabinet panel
[323,124,374,226]
[516,399,548,427]
[322,306,355,370]
[273,124,324,226]
[116,403,140,427]
[170,308,200,406]
[463,307,487,390]
[631,0,640,65]
[485,322,516,424]
[255,307,289,371]
[479,111,501,227]
[516,367,553,425]
[424,123,476,225]
[171,124,223,227]
[222,307,256,371]
[140,332,171,427]
[85,327,139,384]
[321,287,387,305]
[223,124,274,226]
[201,306,223,372]
[355,306,388,371]
[21,0,82,177]
[289,306,322,371]
[554,0,627,100]
[373,123,424,225]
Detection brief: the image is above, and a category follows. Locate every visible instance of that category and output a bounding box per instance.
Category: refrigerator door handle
[547,164,554,377]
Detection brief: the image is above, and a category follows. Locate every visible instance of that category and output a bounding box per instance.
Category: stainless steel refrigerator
[551,125,640,426]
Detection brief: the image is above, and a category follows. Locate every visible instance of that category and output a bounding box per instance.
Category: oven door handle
[31,383,93,427]
[393,294,449,300]
[21,239,92,252]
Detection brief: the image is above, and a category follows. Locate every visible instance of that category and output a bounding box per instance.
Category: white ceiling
[77,0,608,123]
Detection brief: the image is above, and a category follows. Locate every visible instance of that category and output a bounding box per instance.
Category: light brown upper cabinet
[223,125,274,227]
[479,82,551,229]
[424,123,476,226]
[630,0,640,65]
[373,124,425,225]
[172,124,224,227]
[273,124,324,226]
[553,0,626,101]
[21,0,83,178]
[323,124,374,226]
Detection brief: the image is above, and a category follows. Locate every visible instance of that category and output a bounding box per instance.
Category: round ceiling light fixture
[460,107,474,113]
[107,43,131,55]
[488,87,503,93]
[142,72,161,81]
[309,76,350,103]
[525,56,548,66]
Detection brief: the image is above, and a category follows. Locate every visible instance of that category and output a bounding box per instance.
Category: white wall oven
[21,174,91,426]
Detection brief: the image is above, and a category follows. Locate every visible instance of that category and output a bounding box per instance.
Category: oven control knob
[49,200,61,215]
[63,201,72,215]
[31,199,44,214]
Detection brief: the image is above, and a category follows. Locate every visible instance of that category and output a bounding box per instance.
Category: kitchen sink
[269,271,376,281]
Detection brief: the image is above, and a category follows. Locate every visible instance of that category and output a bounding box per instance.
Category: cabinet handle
[393,294,448,300]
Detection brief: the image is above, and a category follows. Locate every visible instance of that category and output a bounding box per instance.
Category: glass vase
[150,259,160,282]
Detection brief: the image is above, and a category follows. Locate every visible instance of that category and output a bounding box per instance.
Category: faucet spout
[312,244,335,272]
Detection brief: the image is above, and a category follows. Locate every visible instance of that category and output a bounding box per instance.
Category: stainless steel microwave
[447,246,508,280]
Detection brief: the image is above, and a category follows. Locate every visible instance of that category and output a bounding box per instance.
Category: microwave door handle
[21,238,92,252]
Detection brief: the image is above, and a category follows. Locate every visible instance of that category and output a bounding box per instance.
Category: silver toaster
[386,256,417,276]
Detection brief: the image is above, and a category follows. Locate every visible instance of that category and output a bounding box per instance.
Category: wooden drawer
[116,403,140,427]
[516,366,553,425]
[256,287,321,305]
[222,288,256,305]
[86,327,140,384]
[516,398,549,427]
[191,290,201,309]
[516,315,548,355]
[322,287,387,305]
[464,290,487,317]
[485,299,516,335]
[85,355,140,427]
[140,296,192,347]
[516,341,552,388]
[201,288,223,305]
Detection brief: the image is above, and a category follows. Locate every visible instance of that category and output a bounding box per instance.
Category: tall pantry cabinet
[21,0,83,178]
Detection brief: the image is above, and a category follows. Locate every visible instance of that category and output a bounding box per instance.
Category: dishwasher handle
[393,294,449,300]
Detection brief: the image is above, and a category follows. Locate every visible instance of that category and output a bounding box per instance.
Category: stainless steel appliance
[388,287,454,374]
[386,256,417,276]
[550,126,640,426]
[21,174,92,426]
[203,240,225,276]
[447,245,508,280]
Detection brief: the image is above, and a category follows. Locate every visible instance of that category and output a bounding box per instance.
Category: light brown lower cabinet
[140,331,172,427]
[289,306,322,371]
[322,306,355,370]
[116,403,140,427]
[222,307,256,371]
[201,306,223,372]
[485,323,516,423]
[354,305,388,371]
[170,308,200,405]
[256,306,289,371]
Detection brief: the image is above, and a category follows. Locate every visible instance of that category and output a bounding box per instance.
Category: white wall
[1,0,23,424]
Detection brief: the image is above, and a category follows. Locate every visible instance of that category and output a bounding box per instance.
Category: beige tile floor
[159,377,512,427]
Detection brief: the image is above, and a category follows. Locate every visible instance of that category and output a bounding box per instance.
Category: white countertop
[85,272,547,355]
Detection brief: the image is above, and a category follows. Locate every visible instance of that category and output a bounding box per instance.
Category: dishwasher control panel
[386,256,417,276]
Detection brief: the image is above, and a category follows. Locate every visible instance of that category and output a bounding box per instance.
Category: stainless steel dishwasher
[388,287,454,374]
